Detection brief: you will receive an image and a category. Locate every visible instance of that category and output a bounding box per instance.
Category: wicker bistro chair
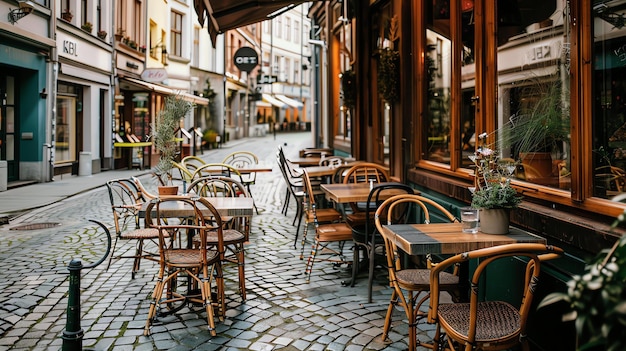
[192,163,244,183]
[299,169,345,259]
[428,243,564,351]
[222,151,260,214]
[346,182,414,290]
[105,179,162,279]
[375,194,462,350]
[342,162,390,228]
[187,176,249,300]
[143,196,225,336]
[302,169,354,283]
[181,155,206,174]
[276,148,306,240]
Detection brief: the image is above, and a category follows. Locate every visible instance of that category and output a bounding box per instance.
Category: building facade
[309,0,626,347]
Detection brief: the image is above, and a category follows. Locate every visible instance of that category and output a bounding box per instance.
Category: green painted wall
[0,40,48,162]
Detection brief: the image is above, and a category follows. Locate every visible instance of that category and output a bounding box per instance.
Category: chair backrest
[374,193,459,274]
[427,243,564,344]
[343,162,389,184]
[222,151,259,183]
[319,155,345,167]
[187,176,249,198]
[360,183,415,240]
[181,155,206,173]
[144,196,225,263]
[131,176,158,201]
[171,161,194,184]
[192,163,243,182]
[331,164,354,184]
[106,179,143,236]
[277,146,303,179]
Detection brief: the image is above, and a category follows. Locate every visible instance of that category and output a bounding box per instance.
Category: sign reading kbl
[233,47,259,73]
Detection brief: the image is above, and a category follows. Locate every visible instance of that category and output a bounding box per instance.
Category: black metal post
[62,220,111,351]
[62,260,84,351]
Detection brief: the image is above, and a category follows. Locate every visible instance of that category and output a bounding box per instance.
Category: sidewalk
[0,132,292,221]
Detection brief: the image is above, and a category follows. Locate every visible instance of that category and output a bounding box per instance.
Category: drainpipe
[46,0,59,182]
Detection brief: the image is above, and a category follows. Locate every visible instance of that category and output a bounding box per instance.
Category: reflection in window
[426,29,451,164]
[494,0,569,191]
[593,2,626,199]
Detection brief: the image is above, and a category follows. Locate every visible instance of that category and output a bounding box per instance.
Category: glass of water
[460,207,479,234]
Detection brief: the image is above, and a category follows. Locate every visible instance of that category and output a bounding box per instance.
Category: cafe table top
[380,222,546,256]
[232,164,273,174]
[320,183,417,203]
[289,157,356,167]
[140,196,255,219]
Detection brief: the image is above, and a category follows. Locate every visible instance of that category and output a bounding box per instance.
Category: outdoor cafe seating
[428,243,564,351]
[187,175,250,300]
[143,196,225,336]
[375,193,462,350]
[105,178,162,279]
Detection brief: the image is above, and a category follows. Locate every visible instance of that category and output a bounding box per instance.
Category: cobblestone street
[0,133,431,350]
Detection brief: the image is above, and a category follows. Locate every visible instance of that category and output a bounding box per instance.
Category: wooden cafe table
[320,182,416,204]
[140,196,255,220]
[379,222,546,256]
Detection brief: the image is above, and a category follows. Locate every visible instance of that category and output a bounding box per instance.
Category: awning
[119,77,209,105]
[121,77,173,95]
[194,0,311,46]
[173,90,210,106]
[256,101,272,108]
[262,94,287,109]
[275,94,303,109]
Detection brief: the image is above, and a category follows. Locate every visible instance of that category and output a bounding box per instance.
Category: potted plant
[151,95,194,194]
[97,30,107,40]
[61,9,73,22]
[469,132,522,234]
[114,29,124,42]
[81,21,93,33]
[539,200,626,350]
[501,76,570,184]
[341,69,356,109]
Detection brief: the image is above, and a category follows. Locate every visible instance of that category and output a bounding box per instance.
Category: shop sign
[141,68,168,82]
[233,47,259,72]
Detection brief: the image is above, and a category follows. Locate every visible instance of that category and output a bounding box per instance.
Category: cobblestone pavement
[0,133,436,350]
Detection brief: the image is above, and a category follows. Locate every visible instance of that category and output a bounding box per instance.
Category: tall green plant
[501,78,570,155]
[377,48,400,104]
[151,95,193,183]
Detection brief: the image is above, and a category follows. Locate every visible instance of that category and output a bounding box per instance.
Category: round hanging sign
[233,47,259,72]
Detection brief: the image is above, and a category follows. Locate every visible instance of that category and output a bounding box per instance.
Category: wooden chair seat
[437,301,520,343]
[316,222,354,241]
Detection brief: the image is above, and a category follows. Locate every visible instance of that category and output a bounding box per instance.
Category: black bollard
[62,220,111,351]
[62,259,84,351]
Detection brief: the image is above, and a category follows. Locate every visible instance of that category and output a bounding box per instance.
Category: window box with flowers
[81,22,93,33]
[469,132,522,234]
[61,9,73,22]
[97,30,107,40]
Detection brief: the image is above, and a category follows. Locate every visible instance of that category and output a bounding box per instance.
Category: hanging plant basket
[377,48,400,104]
[341,69,356,109]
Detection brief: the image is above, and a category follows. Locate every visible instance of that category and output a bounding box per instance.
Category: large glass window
[592,1,626,199]
[495,0,570,191]
[56,95,76,164]
[425,1,453,165]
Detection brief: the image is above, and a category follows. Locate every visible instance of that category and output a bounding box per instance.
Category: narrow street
[0,132,422,350]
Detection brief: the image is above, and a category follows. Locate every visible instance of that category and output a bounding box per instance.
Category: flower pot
[158,185,178,196]
[479,208,510,234]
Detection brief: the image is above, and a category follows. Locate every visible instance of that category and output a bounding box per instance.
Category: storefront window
[425,2,452,165]
[56,95,76,163]
[494,0,570,190]
[592,1,626,199]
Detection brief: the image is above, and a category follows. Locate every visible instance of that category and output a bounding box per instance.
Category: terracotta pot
[158,185,178,196]
[479,208,510,234]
